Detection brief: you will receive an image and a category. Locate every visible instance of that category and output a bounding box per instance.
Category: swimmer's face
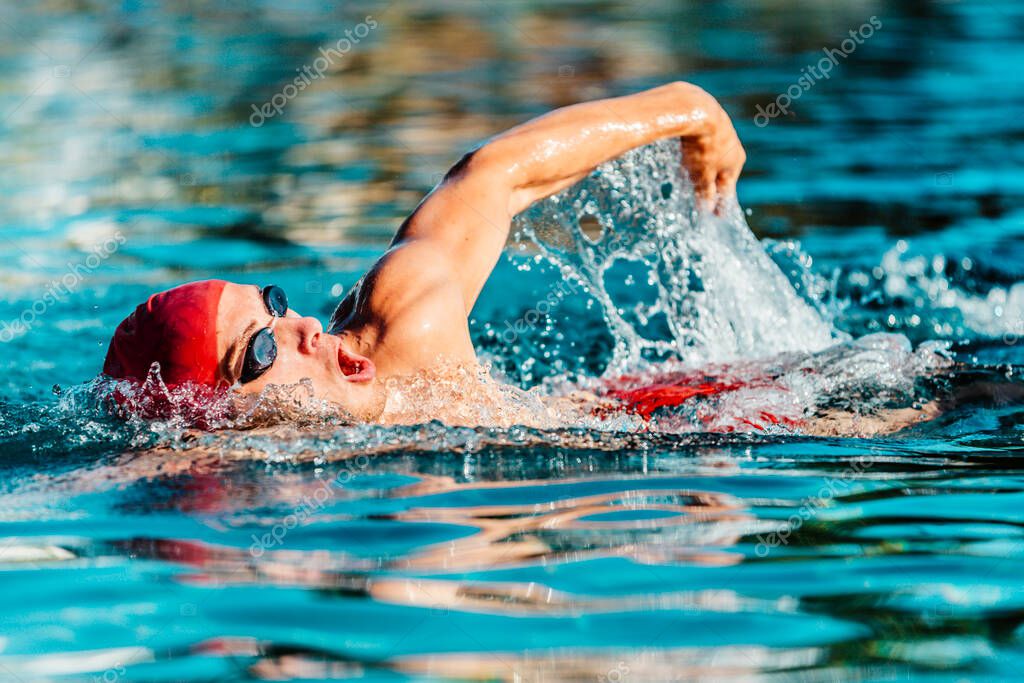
[215,283,378,418]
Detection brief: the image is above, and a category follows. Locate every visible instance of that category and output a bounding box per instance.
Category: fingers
[715,166,740,214]
[717,140,746,194]
[712,143,745,215]
[688,164,718,212]
[680,135,714,209]
[716,170,737,199]
[682,131,745,215]
[713,175,733,215]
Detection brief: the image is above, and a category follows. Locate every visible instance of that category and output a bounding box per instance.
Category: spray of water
[513,139,838,373]
[508,141,953,433]
[871,242,1024,339]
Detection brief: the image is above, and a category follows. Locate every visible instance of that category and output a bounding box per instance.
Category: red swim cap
[103,280,228,387]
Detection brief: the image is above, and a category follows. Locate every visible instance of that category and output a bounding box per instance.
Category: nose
[283,316,324,355]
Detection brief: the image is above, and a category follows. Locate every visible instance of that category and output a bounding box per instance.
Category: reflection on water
[3,0,1024,680]
[6,434,1024,679]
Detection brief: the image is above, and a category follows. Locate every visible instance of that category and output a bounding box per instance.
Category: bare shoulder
[335,240,476,366]
[363,240,465,315]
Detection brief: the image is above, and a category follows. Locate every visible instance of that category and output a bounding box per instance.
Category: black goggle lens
[239,327,278,384]
[262,285,288,318]
[238,285,288,385]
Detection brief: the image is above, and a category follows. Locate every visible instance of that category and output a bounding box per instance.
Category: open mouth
[337,347,376,382]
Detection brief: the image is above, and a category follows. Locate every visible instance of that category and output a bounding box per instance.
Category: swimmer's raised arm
[393,81,745,310]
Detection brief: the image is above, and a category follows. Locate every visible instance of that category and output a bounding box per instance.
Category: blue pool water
[3,0,1024,680]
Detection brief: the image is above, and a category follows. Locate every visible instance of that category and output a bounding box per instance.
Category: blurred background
[2,0,1022,401]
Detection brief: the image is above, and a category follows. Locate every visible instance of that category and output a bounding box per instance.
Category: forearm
[389,81,743,312]
[474,81,726,214]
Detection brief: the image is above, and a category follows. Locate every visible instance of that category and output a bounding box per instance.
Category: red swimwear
[607,380,741,420]
[602,372,800,432]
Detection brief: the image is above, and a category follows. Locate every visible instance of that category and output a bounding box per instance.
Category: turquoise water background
[3,1,1024,680]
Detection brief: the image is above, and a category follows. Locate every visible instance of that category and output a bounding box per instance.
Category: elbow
[442,141,518,188]
[664,80,717,110]
[442,149,479,183]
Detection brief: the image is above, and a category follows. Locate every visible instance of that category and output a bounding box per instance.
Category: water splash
[377,360,558,429]
[593,333,952,435]
[499,140,961,433]
[849,241,1024,341]
[512,139,838,374]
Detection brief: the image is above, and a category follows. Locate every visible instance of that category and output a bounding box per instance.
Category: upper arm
[329,239,477,363]
[328,147,517,337]
[357,82,736,317]
[391,147,517,312]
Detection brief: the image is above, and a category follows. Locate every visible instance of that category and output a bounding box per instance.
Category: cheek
[263,350,307,384]
[246,347,333,391]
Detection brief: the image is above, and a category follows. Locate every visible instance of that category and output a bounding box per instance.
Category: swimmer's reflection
[62,631,819,682]
[104,475,754,613]
[243,644,822,682]
[382,483,752,570]
[107,460,755,569]
[33,440,746,513]
[117,531,756,615]
[12,463,826,681]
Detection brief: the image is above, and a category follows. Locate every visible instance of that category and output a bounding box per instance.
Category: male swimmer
[105,82,747,422]
[103,82,941,434]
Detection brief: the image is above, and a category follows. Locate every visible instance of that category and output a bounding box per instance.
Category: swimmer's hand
[678,90,746,212]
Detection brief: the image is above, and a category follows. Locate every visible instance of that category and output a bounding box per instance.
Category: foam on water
[873,242,1024,339]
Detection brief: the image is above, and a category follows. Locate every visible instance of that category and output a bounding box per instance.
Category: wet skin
[212,82,746,419]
